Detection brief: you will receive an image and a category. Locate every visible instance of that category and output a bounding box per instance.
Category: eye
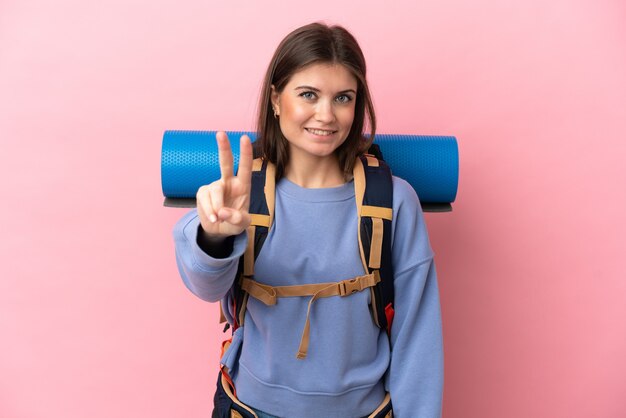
[299,91,317,100]
[335,94,353,104]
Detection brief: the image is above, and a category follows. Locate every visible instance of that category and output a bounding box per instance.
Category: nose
[315,99,335,123]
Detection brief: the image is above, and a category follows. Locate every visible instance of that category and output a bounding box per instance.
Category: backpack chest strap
[240,273,379,305]
[240,272,381,359]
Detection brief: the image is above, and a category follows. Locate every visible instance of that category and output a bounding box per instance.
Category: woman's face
[271,63,358,165]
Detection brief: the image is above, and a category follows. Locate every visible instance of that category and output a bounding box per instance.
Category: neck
[284,154,345,188]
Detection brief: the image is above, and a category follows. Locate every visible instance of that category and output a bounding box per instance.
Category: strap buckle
[338,277,364,296]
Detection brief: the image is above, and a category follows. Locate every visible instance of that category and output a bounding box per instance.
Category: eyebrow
[294,85,356,95]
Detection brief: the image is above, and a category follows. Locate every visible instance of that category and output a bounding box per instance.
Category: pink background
[1,1,625,417]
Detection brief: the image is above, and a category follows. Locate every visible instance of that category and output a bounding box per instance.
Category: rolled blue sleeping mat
[161,130,458,212]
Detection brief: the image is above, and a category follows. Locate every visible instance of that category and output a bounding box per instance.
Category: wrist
[196,225,235,258]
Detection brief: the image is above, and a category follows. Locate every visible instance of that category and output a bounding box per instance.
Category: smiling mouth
[305,128,337,136]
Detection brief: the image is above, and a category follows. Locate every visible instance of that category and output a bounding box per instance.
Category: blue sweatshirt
[173,176,443,418]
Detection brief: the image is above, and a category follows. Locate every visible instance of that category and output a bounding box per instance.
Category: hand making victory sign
[196,131,253,238]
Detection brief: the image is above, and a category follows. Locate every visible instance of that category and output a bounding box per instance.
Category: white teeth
[307,128,334,136]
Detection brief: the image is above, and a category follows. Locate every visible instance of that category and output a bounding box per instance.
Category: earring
[273,107,279,118]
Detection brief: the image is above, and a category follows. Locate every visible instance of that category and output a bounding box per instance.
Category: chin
[289,143,340,161]
[308,143,343,157]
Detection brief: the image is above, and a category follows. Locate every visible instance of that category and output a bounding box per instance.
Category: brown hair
[256,22,376,180]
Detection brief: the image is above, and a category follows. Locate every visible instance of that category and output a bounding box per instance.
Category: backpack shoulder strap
[245,158,276,267]
[231,158,276,329]
[353,154,395,334]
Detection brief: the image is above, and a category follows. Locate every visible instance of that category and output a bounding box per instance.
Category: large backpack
[221,152,395,359]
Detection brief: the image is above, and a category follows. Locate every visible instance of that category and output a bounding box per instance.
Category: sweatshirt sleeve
[386,177,444,418]
[172,209,248,302]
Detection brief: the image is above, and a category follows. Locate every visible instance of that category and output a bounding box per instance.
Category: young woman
[173,23,443,418]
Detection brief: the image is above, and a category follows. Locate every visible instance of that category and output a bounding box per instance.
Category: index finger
[236,134,253,187]
[216,131,234,179]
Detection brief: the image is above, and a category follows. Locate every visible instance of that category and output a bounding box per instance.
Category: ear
[270,85,280,115]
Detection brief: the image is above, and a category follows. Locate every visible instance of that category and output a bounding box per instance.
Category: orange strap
[353,155,391,327]
[236,159,277,327]
[241,273,380,359]
[353,157,369,273]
